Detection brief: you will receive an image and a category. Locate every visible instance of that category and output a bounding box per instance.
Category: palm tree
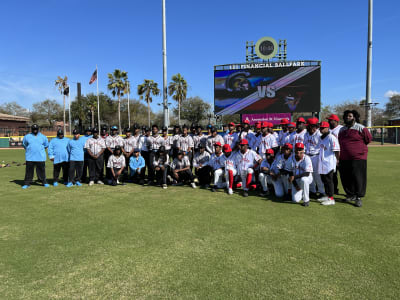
[168,73,187,125]
[107,69,128,134]
[137,80,160,127]
[55,75,68,133]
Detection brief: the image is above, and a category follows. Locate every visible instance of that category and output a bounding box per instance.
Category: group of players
[21,110,371,207]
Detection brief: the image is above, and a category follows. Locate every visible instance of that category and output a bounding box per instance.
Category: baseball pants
[224,169,237,190]
[197,166,213,186]
[53,161,69,183]
[156,165,170,185]
[24,161,47,186]
[321,170,335,198]
[88,155,104,182]
[272,175,290,198]
[258,172,272,192]
[213,169,226,188]
[309,155,325,194]
[240,168,254,191]
[292,175,313,203]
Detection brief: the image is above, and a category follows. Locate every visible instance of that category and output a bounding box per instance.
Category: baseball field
[0,147,399,299]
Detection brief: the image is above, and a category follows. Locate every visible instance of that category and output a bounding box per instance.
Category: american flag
[89,69,97,84]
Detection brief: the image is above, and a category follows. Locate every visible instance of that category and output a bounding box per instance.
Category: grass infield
[0,148,399,299]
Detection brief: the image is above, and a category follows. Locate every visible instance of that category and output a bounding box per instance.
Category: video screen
[214,65,320,114]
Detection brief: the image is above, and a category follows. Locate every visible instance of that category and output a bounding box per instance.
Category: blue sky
[0,0,399,113]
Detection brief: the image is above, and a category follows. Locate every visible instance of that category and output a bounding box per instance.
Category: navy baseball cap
[134,148,140,152]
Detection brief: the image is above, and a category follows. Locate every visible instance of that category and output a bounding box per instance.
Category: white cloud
[384,90,400,98]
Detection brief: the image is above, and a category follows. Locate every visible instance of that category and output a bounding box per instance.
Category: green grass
[0,148,399,299]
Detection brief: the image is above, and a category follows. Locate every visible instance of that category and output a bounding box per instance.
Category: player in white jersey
[291,117,307,147]
[107,145,126,186]
[193,144,210,185]
[193,125,207,153]
[258,123,279,158]
[327,114,343,194]
[201,142,225,190]
[206,127,224,154]
[304,117,325,197]
[153,146,170,189]
[170,125,181,158]
[317,122,340,206]
[258,148,275,196]
[171,150,196,188]
[84,127,106,185]
[147,124,165,184]
[122,128,136,179]
[178,125,194,157]
[235,139,262,197]
[278,118,290,147]
[105,126,124,183]
[270,143,293,198]
[139,127,151,179]
[221,144,238,195]
[223,122,238,149]
[160,126,172,152]
[285,143,313,206]
[285,122,297,145]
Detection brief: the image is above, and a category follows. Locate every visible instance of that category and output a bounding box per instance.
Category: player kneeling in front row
[317,122,340,206]
[129,148,146,184]
[171,151,196,188]
[286,143,313,207]
[193,144,211,187]
[153,146,170,189]
[258,148,275,197]
[236,139,262,197]
[107,145,125,186]
[270,143,293,199]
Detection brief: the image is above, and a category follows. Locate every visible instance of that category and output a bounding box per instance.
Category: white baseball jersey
[284,131,295,145]
[105,135,124,150]
[278,130,289,147]
[223,152,237,171]
[84,137,106,156]
[123,136,136,153]
[193,133,207,149]
[258,134,278,155]
[235,149,261,173]
[291,129,307,147]
[131,135,141,149]
[171,134,181,149]
[171,156,191,170]
[147,134,165,151]
[206,134,224,153]
[162,135,172,150]
[318,133,340,174]
[304,130,321,155]
[224,132,238,149]
[205,152,225,170]
[178,135,194,152]
[330,125,343,139]
[193,151,210,168]
[285,155,313,176]
[107,155,126,169]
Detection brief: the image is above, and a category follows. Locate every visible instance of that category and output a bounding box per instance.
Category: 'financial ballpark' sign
[228,61,307,70]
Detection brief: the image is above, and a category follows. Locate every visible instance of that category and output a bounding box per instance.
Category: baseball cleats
[97,180,104,185]
[321,199,335,206]
[355,197,363,207]
[318,196,329,202]
[301,201,310,207]
[191,182,197,189]
[259,190,270,197]
[243,191,249,197]
[228,188,233,195]
[89,181,94,186]
[162,184,168,189]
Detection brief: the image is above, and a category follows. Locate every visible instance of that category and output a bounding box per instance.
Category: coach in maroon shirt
[338,110,372,207]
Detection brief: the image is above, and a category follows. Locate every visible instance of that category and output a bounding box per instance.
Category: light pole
[162,0,169,128]
[366,0,373,127]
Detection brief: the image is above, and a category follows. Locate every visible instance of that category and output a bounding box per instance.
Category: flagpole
[96,65,100,132]
[127,81,131,128]
[68,91,71,136]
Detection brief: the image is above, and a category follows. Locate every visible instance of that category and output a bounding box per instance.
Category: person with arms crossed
[84,127,106,185]
[22,124,50,189]
[48,129,69,186]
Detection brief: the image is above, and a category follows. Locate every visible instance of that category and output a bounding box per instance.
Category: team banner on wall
[242,113,291,125]
[214,61,321,115]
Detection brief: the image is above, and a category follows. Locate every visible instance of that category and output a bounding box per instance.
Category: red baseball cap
[222,144,232,152]
[214,142,222,147]
[255,123,262,129]
[307,117,319,125]
[280,118,290,125]
[295,142,305,149]
[319,121,330,128]
[255,121,261,125]
[261,121,268,128]
[268,122,274,128]
[236,123,242,128]
[297,117,306,123]
[288,122,296,128]
[284,143,293,150]
[229,122,235,126]
[243,120,250,124]
[327,114,340,122]
[239,139,249,145]
[265,148,274,155]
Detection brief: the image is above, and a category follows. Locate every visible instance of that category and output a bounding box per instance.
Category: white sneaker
[162,184,168,189]
[97,180,104,185]
[321,199,335,206]
[318,196,329,202]
[117,179,120,184]
[228,188,233,195]
[191,182,197,189]
[89,181,94,186]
